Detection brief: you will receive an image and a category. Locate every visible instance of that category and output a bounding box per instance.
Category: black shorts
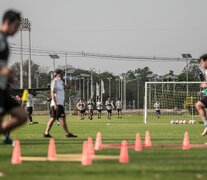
[117,108,122,112]
[156,110,161,114]
[200,97,207,108]
[27,107,33,114]
[107,109,112,113]
[50,105,65,119]
[0,89,20,116]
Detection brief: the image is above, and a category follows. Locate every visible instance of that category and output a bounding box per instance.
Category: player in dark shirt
[0,10,27,142]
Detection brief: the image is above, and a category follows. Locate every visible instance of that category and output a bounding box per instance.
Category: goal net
[144,81,203,124]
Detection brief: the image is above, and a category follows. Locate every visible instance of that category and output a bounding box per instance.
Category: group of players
[76,97,122,120]
[2,10,207,142]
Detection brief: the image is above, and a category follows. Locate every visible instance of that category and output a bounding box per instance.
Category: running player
[87,98,95,120]
[153,101,160,119]
[105,98,114,120]
[96,98,103,119]
[115,98,122,118]
[76,99,86,120]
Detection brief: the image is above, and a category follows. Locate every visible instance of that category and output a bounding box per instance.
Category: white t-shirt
[76,101,85,111]
[96,101,103,110]
[105,100,114,110]
[87,100,94,110]
[26,94,33,107]
[116,100,122,109]
[50,78,65,106]
[154,102,160,110]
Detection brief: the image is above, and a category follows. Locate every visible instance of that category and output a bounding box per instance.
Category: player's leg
[195,100,207,136]
[27,107,33,124]
[44,106,56,137]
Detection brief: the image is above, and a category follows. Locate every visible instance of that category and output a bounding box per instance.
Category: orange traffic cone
[119,140,129,164]
[81,141,92,166]
[135,133,142,151]
[11,140,22,165]
[182,131,190,150]
[47,138,56,160]
[88,137,95,156]
[144,131,152,148]
[95,132,103,150]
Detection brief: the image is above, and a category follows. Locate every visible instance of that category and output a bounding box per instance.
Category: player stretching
[105,98,114,120]
[96,98,103,119]
[115,98,122,118]
[195,54,207,136]
[153,101,160,119]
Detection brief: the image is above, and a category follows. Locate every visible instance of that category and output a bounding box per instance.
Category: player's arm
[200,82,207,88]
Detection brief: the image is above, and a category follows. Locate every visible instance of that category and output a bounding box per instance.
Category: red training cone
[88,137,95,156]
[144,131,152,148]
[81,141,92,166]
[11,140,22,165]
[182,131,190,150]
[119,140,129,164]
[47,138,56,160]
[95,132,103,150]
[135,133,142,152]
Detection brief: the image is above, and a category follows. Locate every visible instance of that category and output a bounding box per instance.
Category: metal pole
[123,76,126,110]
[186,58,189,96]
[20,30,23,89]
[82,77,85,100]
[91,73,93,99]
[137,77,139,109]
[87,78,89,100]
[65,53,67,85]
[53,58,56,72]
[28,28,31,88]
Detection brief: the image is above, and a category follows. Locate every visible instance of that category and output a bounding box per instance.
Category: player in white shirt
[105,98,114,120]
[87,98,95,120]
[26,93,34,124]
[96,98,103,119]
[76,99,86,120]
[153,101,160,119]
[115,98,122,118]
[44,69,77,138]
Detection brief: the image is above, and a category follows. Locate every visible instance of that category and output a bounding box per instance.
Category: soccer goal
[144,81,203,124]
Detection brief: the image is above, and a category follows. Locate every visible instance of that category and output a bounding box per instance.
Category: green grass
[0,114,207,180]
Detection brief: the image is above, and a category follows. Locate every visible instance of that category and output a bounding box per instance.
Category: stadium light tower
[19,18,31,88]
[49,54,60,72]
[182,53,192,95]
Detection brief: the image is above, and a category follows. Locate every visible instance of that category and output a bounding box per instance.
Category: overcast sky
[1,0,207,75]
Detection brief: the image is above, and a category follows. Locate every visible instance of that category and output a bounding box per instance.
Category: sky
[1,0,207,75]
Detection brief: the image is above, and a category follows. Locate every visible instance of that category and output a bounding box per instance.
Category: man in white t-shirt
[87,98,95,120]
[115,98,122,118]
[153,101,160,119]
[26,93,34,124]
[44,69,77,138]
[105,98,114,120]
[96,98,103,119]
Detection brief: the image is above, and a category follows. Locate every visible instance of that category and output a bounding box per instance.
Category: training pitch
[0,114,207,180]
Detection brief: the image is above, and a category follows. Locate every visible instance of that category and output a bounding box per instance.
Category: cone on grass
[11,140,22,165]
[144,131,152,148]
[47,138,56,160]
[182,131,190,150]
[119,140,129,164]
[95,132,103,150]
[81,141,92,166]
[88,137,95,156]
[135,133,142,152]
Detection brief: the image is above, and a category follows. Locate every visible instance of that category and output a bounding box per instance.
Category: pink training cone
[11,140,22,165]
[88,137,95,156]
[119,140,129,164]
[81,141,92,166]
[47,138,56,160]
[144,131,152,148]
[95,132,103,150]
[182,131,190,150]
[135,133,142,152]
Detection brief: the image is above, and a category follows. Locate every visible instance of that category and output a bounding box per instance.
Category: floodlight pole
[107,77,112,98]
[20,18,31,88]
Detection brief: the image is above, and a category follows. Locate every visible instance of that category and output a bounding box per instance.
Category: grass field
[0,114,207,180]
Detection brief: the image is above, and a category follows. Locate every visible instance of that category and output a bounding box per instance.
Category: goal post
[144,81,202,124]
